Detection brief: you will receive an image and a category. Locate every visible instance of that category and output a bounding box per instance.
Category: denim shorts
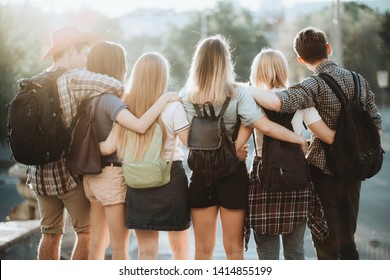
[188,161,249,209]
[125,161,191,231]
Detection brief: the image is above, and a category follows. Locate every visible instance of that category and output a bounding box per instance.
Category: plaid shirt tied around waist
[245,157,328,251]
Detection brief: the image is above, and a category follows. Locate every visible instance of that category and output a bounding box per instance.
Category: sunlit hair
[187,34,236,105]
[250,48,288,90]
[87,41,127,82]
[117,52,169,161]
[293,26,328,64]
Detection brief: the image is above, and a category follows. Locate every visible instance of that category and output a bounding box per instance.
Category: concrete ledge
[0,220,40,260]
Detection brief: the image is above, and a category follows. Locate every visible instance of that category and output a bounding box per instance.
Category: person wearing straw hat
[28,25,180,260]
[27,25,125,260]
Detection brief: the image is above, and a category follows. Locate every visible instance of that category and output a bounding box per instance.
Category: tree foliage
[163,0,269,88]
[276,2,386,95]
[0,3,50,144]
[0,1,388,145]
[379,11,390,70]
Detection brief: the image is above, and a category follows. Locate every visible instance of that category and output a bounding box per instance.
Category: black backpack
[255,108,311,192]
[187,97,240,183]
[7,68,69,165]
[318,71,384,181]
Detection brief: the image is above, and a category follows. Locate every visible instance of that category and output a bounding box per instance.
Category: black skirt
[125,161,191,231]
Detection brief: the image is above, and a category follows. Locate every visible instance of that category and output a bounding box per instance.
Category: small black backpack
[256,108,311,192]
[318,71,384,180]
[187,97,240,183]
[7,68,69,165]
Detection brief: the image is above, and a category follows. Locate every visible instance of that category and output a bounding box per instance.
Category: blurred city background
[0,0,389,260]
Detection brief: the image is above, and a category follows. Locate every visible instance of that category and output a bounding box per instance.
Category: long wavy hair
[186,34,236,105]
[117,52,169,161]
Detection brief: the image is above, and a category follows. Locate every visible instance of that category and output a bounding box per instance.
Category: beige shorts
[36,184,91,235]
[83,165,127,206]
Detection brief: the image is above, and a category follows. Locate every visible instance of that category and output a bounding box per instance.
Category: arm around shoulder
[116,92,181,134]
[246,86,282,112]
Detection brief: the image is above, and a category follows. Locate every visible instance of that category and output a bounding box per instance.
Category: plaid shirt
[244,157,328,251]
[275,60,382,175]
[27,68,124,196]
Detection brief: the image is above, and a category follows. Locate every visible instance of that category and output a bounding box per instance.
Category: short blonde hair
[250,48,288,90]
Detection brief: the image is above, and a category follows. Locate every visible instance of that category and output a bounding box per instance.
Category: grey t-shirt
[92,94,127,163]
[179,84,263,137]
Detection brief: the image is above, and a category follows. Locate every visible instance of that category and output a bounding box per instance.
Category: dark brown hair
[293,27,328,64]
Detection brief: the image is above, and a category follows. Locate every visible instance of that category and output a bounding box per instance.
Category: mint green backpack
[122,124,174,189]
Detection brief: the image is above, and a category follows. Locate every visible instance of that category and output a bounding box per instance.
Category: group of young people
[26,24,382,261]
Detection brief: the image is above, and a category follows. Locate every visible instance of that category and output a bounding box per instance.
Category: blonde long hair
[117,52,169,161]
[250,48,288,90]
[187,34,236,105]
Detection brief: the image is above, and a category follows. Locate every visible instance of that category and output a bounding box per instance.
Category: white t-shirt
[160,101,190,161]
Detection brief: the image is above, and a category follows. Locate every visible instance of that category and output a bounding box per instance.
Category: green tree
[276,2,385,96]
[163,0,269,89]
[342,2,384,94]
[379,11,390,73]
[0,3,50,145]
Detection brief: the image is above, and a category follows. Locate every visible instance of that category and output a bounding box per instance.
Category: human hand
[300,136,308,155]
[237,144,249,161]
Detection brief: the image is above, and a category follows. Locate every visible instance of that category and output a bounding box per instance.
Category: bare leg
[105,203,130,260]
[37,233,62,260]
[220,207,245,260]
[88,202,109,259]
[71,232,91,260]
[168,229,190,260]
[135,230,159,260]
[191,206,219,260]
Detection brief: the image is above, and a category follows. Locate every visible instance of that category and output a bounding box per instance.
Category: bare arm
[99,124,119,156]
[246,86,282,112]
[235,124,253,151]
[308,120,335,144]
[252,115,308,154]
[116,92,180,134]
[234,124,253,162]
[176,128,189,147]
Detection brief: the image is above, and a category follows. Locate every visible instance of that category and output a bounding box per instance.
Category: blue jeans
[253,221,306,260]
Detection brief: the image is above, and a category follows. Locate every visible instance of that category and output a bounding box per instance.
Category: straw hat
[42,25,102,60]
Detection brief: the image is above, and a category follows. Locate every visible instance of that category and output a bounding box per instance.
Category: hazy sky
[1,0,342,17]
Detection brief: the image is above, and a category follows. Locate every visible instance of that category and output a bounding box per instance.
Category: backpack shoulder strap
[231,99,241,142]
[318,73,348,105]
[192,103,202,117]
[351,71,361,102]
[218,97,231,117]
[89,95,103,117]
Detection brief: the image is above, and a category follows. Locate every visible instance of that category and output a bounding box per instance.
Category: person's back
[247,48,329,260]
[250,26,382,260]
[27,25,124,260]
[180,35,308,260]
[101,52,191,260]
